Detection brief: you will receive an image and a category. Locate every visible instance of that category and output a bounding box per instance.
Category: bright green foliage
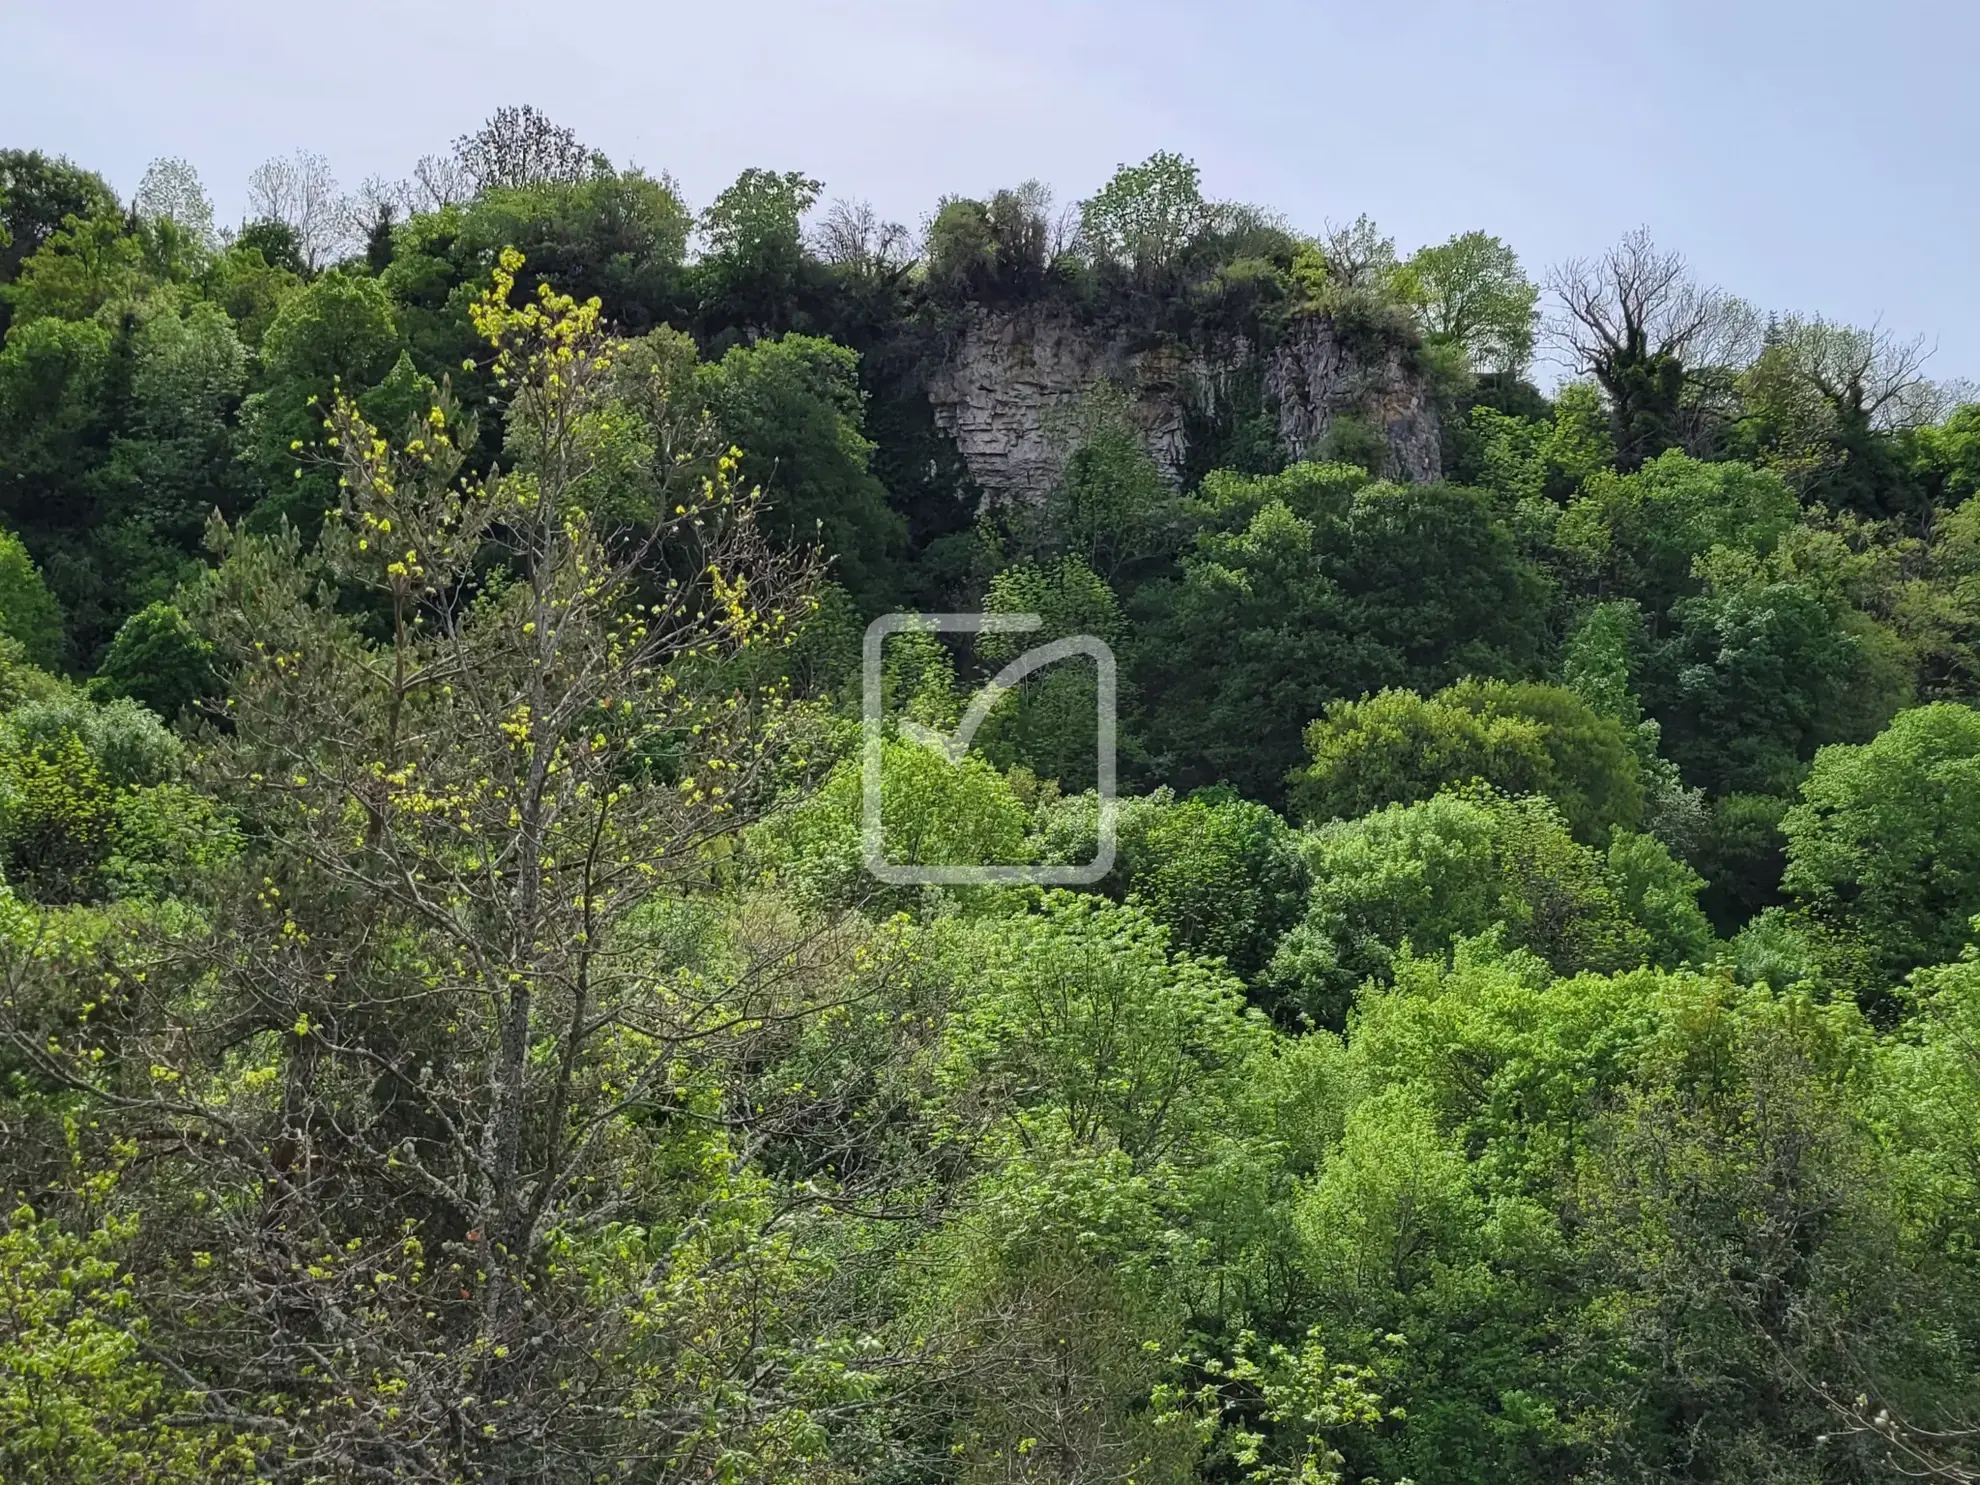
[1555,451,1800,619]
[1078,151,1214,283]
[1783,703,1980,988]
[971,555,1120,789]
[1910,402,1980,508]
[760,736,1031,912]
[0,730,113,901]
[0,1206,252,1483]
[0,208,144,327]
[0,691,224,903]
[938,893,1270,1161]
[696,333,905,607]
[1399,230,1537,375]
[1458,380,1612,510]
[92,602,217,719]
[199,239,299,351]
[1605,827,1715,966]
[1292,678,1644,843]
[1137,465,1550,803]
[1874,955,1980,1256]
[1263,788,1694,1023]
[0,527,62,667]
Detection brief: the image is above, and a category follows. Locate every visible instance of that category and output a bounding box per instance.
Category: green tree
[1136,465,1550,804]
[92,601,216,719]
[0,208,144,327]
[0,149,120,291]
[1400,230,1537,375]
[0,1204,253,1483]
[2,250,831,1478]
[922,183,1055,303]
[453,170,691,331]
[696,332,905,607]
[0,527,63,668]
[973,555,1121,790]
[695,167,823,338]
[1263,788,1691,1023]
[1782,703,1980,990]
[1291,678,1644,843]
[1554,451,1798,623]
[1077,151,1214,285]
[239,270,407,529]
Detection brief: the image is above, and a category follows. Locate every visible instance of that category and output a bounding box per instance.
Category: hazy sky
[6,0,1977,380]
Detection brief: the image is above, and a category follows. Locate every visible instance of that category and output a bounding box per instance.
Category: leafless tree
[811,197,913,281]
[1768,315,1946,431]
[1546,228,1761,464]
[1550,229,1710,370]
[405,152,471,213]
[1320,213,1400,291]
[454,104,597,195]
[246,148,349,270]
[338,173,403,246]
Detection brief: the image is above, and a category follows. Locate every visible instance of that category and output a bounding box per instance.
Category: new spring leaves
[862,613,1116,883]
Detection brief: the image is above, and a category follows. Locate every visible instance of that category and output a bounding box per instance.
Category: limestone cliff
[924,306,1442,505]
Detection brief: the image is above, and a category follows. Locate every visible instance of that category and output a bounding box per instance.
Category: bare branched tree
[1320,214,1400,292]
[246,148,349,271]
[454,105,597,195]
[406,152,471,213]
[811,197,913,282]
[1549,228,1720,370]
[1771,316,1944,432]
[1547,228,1759,467]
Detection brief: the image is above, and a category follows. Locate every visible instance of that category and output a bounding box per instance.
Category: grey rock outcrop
[924,306,1441,506]
[1267,316,1443,485]
[925,308,1197,504]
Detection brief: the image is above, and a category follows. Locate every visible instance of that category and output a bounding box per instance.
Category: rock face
[925,306,1441,506]
[1266,316,1443,485]
[925,309,1198,504]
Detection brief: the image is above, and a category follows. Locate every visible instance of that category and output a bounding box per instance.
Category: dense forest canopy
[4,106,1980,1483]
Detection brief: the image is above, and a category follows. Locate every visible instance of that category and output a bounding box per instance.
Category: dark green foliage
[1695,790,1789,932]
[693,167,823,341]
[696,333,905,609]
[92,602,216,719]
[1135,464,1550,804]
[231,218,307,275]
[455,172,690,331]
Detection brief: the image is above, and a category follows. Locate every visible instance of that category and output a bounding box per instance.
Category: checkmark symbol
[861,611,1117,885]
[900,635,1107,764]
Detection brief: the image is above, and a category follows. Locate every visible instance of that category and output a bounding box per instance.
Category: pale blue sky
[6,0,1976,381]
